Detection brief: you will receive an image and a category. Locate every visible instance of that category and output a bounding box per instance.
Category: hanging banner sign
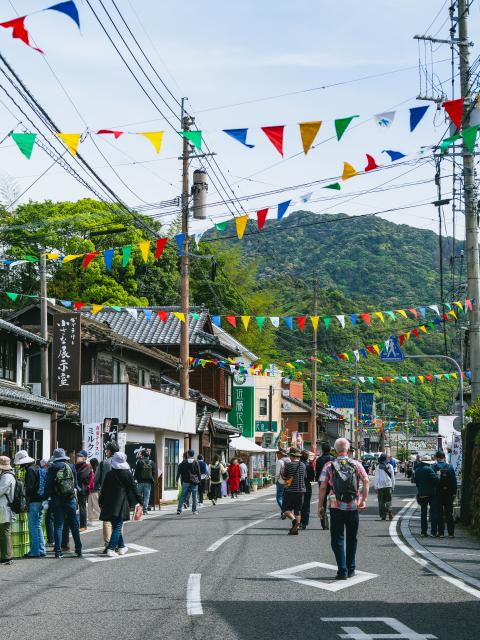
[84,423,103,461]
[52,312,81,392]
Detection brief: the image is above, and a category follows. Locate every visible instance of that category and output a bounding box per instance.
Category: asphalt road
[1,480,479,640]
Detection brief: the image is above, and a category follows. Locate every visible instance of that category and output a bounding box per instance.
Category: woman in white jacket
[0,456,16,565]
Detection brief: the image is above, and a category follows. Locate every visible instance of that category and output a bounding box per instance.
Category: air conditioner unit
[262,432,274,447]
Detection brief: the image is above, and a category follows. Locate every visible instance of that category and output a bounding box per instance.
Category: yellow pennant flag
[138,131,164,154]
[453,301,463,310]
[437,374,443,379]
[299,121,322,155]
[405,331,412,340]
[373,344,381,355]
[173,312,185,322]
[56,133,81,155]
[342,162,358,180]
[448,309,458,319]
[138,240,151,263]
[91,304,104,315]
[241,315,251,330]
[375,311,384,323]
[310,315,320,331]
[45,252,60,260]
[451,372,458,379]
[418,376,425,384]
[342,352,350,360]
[63,254,84,263]
[235,215,249,240]
[396,309,408,319]
[419,325,428,333]
[285,363,295,369]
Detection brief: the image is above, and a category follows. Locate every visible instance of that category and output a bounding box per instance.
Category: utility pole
[39,254,49,399]
[405,386,410,455]
[268,384,273,433]
[458,0,480,402]
[180,98,191,400]
[354,358,359,454]
[311,273,318,447]
[379,381,386,452]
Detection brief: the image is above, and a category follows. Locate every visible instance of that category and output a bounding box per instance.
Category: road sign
[380,336,404,363]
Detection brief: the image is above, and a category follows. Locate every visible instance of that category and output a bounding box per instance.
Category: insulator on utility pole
[191,169,208,219]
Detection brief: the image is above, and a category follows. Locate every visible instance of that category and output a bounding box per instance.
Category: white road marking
[187,573,203,616]
[322,617,436,639]
[268,561,377,592]
[207,517,272,552]
[82,543,158,563]
[389,499,480,600]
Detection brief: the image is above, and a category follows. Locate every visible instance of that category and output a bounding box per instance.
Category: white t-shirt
[275,457,290,483]
[239,462,248,479]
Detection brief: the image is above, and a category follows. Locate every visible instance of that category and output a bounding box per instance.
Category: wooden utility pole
[180,98,191,400]
[39,253,49,399]
[354,358,359,454]
[311,273,318,447]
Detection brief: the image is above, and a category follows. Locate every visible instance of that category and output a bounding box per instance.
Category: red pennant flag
[83,251,100,269]
[366,345,375,354]
[338,353,347,361]
[226,315,237,328]
[261,126,285,157]
[364,154,379,172]
[157,310,168,322]
[154,238,168,259]
[361,313,371,326]
[465,299,473,311]
[296,316,306,332]
[408,308,418,318]
[412,328,420,337]
[0,17,44,54]
[256,208,269,231]
[425,375,432,382]
[443,98,464,130]
[399,334,405,346]
[97,129,124,139]
[73,301,85,311]
[442,313,449,321]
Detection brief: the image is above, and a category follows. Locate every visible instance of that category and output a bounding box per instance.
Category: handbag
[133,504,142,521]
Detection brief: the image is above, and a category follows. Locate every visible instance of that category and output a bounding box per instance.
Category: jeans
[301,486,312,526]
[51,496,82,555]
[108,516,125,551]
[377,487,392,520]
[276,481,285,511]
[330,508,359,577]
[177,482,198,513]
[27,501,45,556]
[77,493,87,528]
[436,492,455,535]
[45,502,54,544]
[418,495,437,535]
[0,522,12,561]
[138,482,152,514]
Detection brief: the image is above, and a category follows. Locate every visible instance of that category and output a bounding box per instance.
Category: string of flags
[316,370,470,385]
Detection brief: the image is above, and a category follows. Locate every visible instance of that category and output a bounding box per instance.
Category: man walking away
[300,451,315,530]
[76,450,93,531]
[374,453,395,521]
[414,455,438,537]
[135,450,155,515]
[17,450,46,558]
[197,455,208,504]
[282,447,306,535]
[94,441,119,550]
[315,443,334,530]
[176,449,200,515]
[46,448,82,559]
[318,438,369,580]
[239,458,249,494]
[208,455,226,505]
[433,451,457,538]
[0,456,15,565]
[275,449,290,517]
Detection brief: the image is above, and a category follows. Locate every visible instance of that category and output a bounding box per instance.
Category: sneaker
[437,534,445,538]
[420,533,428,538]
[106,549,117,558]
[1,559,14,565]
[300,524,307,530]
[75,551,82,558]
[176,511,181,515]
[55,553,63,559]
[102,546,109,555]
[388,511,394,521]
[335,572,347,580]
[192,511,199,515]
[348,570,356,578]
[118,547,128,555]
[290,521,300,535]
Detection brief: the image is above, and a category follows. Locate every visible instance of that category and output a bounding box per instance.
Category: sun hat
[111,452,130,470]
[421,454,433,462]
[288,447,301,458]
[14,450,34,465]
[76,449,88,459]
[0,456,12,471]
[378,453,388,463]
[39,458,49,468]
[51,448,70,462]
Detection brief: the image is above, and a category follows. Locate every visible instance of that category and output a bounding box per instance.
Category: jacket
[432,462,458,494]
[374,463,395,490]
[46,461,80,500]
[25,464,43,503]
[315,453,334,482]
[176,459,200,484]
[414,463,438,497]
[0,470,15,524]
[99,468,143,521]
[134,458,155,484]
[94,457,113,492]
[76,461,94,495]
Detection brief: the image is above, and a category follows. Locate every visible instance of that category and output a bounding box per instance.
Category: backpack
[189,461,200,485]
[332,459,358,503]
[7,473,27,514]
[54,463,75,499]
[138,459,153,482]
[210,464,220,483]
[38,467,48,498]
[438,466,450,492]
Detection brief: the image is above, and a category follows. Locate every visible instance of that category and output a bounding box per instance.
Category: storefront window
[224,374,232,406]
[298,421,309,433]
[259,398,267,416]
[0,338,16,382]
[165,438,179,490]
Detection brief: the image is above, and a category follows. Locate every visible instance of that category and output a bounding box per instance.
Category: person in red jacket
[227,458,241,498]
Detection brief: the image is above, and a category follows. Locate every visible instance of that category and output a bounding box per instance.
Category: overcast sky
[0,0,476,243]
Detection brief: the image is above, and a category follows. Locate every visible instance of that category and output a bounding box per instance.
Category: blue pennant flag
[349,314,357,326]
[277,200,291,221]
[382,149,406,162]
[419,307,426,319]
[60,300,72,308]
[359,348,368,358]
[433,318,441,326]
[211,315,221,327]
[223,128,254,148]
[175,233,186,256]
[46,1,80,28]
[409,106,429,132]
[143,309,153,321]
[284,316,293,330]
[103,248,114,272]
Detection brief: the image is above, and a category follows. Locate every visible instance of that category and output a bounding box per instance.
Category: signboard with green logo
[228,385,254,437]
[255,420,278,433]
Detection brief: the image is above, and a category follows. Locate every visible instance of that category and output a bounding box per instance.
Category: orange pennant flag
[138,131,164,153]
[342,162,358,180]
[56,133,81,155]
[299,121,322,155]
[235,215,249,240]
[138,240,151,263]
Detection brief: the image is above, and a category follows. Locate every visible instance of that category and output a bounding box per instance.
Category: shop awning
[229,435,266,453]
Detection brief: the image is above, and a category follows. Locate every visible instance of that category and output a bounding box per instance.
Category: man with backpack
[281,447,306,535]
[0,456,16,565]
[374,453,395,521]
[135,450,155,515]
[432,451,457,538]
[15,450,46,558]
[46,448,82,559]
[176,449,200,515]
[414,455,439,537]
[318,438,369,580]
[94,441,119,550]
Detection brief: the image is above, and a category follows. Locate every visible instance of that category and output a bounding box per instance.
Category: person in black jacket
[300,450,315,529]
[432,451,458,538]
[99,452,142,557]
[176,449,200,515]
[14,450,45,558]
[315,443,334,530]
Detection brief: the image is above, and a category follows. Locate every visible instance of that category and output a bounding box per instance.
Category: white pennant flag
[375,111,396,128]
[358,376,365,383]
[336,315,345,328]
[299,192,313,203]
[270,316,280,328]
[46,297,56,305]
[125,308,138,320]
[353,349,360,362]
[9,260,29,269]
[194,230,205,246]
[429,304,440,315]
[402,376,409,383]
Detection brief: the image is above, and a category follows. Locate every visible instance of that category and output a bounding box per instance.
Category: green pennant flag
[6,292,18,302]
[367,376,374,384]
[24,255,38,263]
[385,310,396,320]
[444,373,451,380]
[191,312,200,320]
[440,132,460,153]
[323,182,341,190]
[323,317,331,330]
[180,130,202,150]
[428,321,435,330]
[334,116,359,141]
[409,376,416,384]
[111,306,122,311]
[9,132,37,160]
[461,125,479,153]
[215,221,228,231]
[256,316,266,331]
[121,245,132,267]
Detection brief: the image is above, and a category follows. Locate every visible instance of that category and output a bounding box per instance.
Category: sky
[0,0,476,244]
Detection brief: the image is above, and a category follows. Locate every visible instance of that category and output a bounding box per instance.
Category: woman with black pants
[300,451,315,529]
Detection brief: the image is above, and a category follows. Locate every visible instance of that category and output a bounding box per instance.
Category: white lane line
[389,499,480,600]
[187,573,203,616]
[207,513,278,552]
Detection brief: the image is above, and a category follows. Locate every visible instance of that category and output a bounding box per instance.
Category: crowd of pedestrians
[414,451,457,538]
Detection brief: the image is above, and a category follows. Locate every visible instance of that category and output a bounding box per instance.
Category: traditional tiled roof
[0,383,65,413]
[212,418,241,435]
[0,318,47,346]
[196,411,212,433]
